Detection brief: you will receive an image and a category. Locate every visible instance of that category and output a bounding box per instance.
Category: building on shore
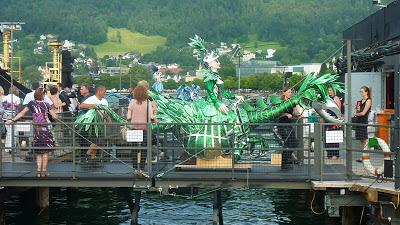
[100,67,129,76]
[338,0,400,147]
[235,60,282,76]
[236,60,322,77]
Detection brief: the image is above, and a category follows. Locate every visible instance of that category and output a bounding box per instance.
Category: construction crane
[0,22,24,83]
[43,41,62,87]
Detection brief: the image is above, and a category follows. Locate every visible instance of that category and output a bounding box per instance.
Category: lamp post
[231,44,241,93]
[238,53,241,93]
[119,55,122,92]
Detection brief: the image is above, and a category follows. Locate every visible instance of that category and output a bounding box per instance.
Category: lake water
[5,188,340,225]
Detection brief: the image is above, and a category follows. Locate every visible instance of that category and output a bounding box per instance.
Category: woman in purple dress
[6,88,58,177]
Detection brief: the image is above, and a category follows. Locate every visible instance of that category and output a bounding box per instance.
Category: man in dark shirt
[57,83,71,112]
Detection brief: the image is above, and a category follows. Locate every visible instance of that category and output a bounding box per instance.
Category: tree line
[1,0,374,66]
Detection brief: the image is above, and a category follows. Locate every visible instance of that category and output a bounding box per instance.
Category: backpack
[32,102,48,125]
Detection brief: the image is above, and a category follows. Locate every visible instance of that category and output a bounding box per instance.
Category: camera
[372,0,381,4]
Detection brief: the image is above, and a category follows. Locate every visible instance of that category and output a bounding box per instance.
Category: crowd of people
[0,78,373,175]
[277,84,372,168]
[0,80,156,177]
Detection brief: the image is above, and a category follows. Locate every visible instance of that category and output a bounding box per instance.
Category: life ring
[362,137,391,176]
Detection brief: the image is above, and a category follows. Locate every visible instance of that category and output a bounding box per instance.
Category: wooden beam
[365,190,378,203]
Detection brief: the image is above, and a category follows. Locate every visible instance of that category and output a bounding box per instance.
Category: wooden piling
[0,202,5,225]
[213,189,223,225]
[131,191,141,225]
[341,206,362,225]
[392,207,400,225]
[35,187,49,209]
[67,187,79,207]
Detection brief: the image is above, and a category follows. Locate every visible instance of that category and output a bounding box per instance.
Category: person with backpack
[6,88,58,177]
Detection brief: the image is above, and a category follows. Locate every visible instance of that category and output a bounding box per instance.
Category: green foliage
[0,0,372,65]
[14,35,52,68]
[218,56,236,78]
[84,47,98,59]
[74,75,94,85]
[288,74,305,90]
[240,34,284,52]
[226,73,306,92]
[22,65,43,85]
[141,47,198,71]
[319,63,328,74]
[163,79,184,90]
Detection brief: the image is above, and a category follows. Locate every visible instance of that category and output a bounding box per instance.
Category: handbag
[351,116,359,123]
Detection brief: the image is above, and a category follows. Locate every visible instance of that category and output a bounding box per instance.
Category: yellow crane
[43,41,63,87]
[0,22,24,83]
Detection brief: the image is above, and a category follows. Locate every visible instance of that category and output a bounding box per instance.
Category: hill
[91,28,166,57]
[0,0,379,64]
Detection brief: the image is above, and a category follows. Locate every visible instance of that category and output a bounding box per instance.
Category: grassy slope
[92,28,166,57]
[240,34,285,52]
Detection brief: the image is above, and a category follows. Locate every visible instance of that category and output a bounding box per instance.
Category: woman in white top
[2,86,21,152]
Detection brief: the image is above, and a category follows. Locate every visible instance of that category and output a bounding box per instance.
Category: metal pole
[314,123,322,180]
[345,40,353,180]
[394,55,400,189]
[119,57,122,91]
[147,124,152,176]
[238,55,241,93]
[10,28,14,106]
[346,40,352,123]
[10,29,15,163]
[72,124,76,179]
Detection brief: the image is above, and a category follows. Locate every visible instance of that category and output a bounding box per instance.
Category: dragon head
[296,73,344,123]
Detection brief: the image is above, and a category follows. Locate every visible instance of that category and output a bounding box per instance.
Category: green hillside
[0,0,378,64]
[241,35,285,52]
[91,28,166,57]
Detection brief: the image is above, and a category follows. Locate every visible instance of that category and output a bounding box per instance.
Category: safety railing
[317,122,396,181]
[0,120,397,183]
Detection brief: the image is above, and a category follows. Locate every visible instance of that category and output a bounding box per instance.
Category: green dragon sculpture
[75,35,344,160]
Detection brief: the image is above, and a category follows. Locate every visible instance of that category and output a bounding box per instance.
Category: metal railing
[0,119,396,184]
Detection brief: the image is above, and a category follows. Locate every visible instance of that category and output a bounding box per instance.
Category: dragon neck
[247,96,301,123]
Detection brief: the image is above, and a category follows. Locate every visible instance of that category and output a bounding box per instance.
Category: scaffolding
[43,41,62,87]
[0,22,24,83]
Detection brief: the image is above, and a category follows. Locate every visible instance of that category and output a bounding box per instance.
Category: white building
[266,49,276,59]
[242,50,256,61]
[63,40,75,51]
[286,63,322,75]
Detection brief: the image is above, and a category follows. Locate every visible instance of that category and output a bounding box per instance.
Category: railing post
[156,123,160,174]
[297,120,304,163]
[0,123,2,178]
[72,123,76,179]
[314,123,322,180]
[393,61,400,189]
[345,124,353,180]
[231,123,236,180]
[147,123,152,177]
[307,123,312,180]
[11,123,15,163]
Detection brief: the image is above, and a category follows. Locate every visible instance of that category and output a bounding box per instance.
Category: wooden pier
[0,121,399,225]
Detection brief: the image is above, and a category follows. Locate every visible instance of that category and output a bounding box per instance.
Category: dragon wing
[149,91,204,134]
